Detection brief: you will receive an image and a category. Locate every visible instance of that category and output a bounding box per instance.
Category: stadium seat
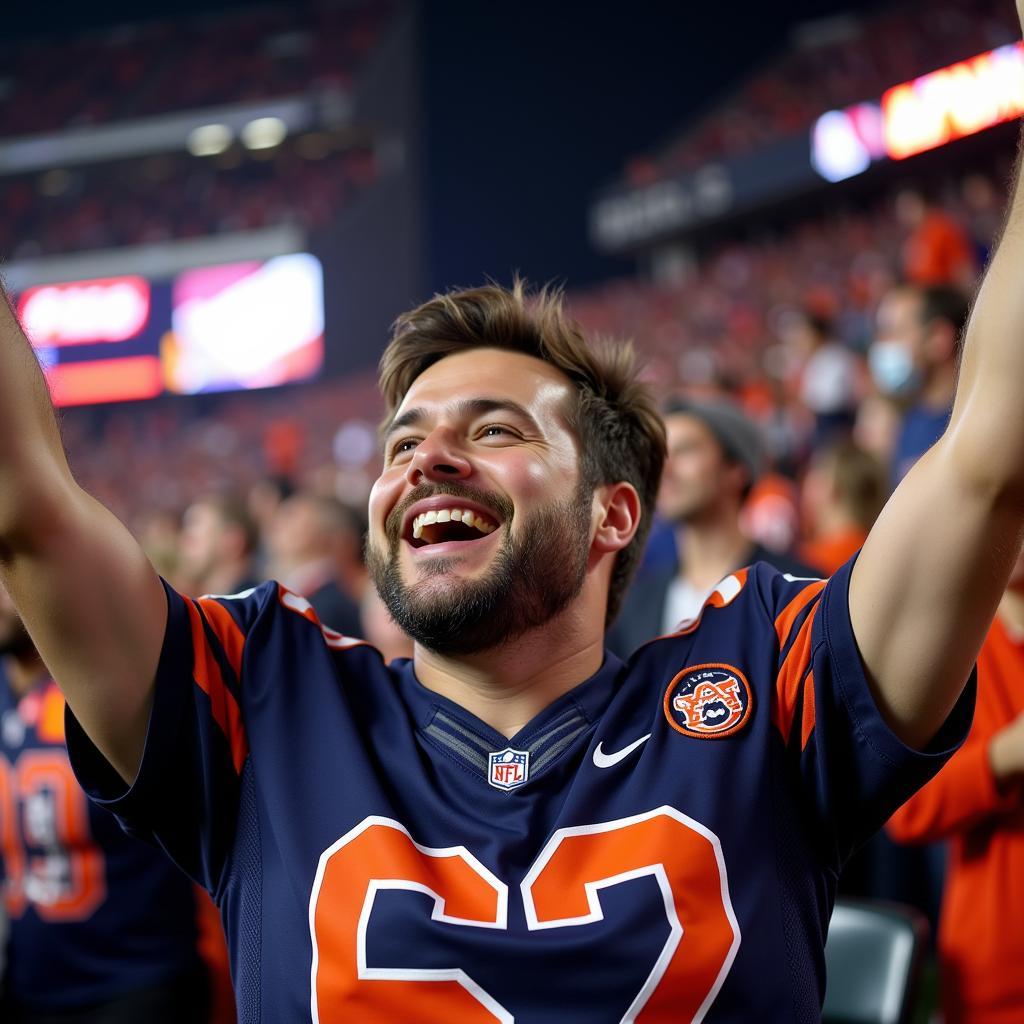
[823,899,928,1024]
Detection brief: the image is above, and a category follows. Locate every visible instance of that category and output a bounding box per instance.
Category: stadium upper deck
[627,0,1017,181]
[0,1,391,137]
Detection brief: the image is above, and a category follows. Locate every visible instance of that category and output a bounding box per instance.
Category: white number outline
[309,806,741,1023]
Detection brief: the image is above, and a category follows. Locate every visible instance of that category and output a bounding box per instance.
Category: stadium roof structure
[589,0,1020,255]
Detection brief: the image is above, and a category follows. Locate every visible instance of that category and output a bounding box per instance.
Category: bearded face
[367,479,593,656]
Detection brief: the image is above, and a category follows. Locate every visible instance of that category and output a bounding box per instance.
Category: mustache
[384,483,514,544]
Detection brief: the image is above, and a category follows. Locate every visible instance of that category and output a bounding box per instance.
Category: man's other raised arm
[850,53,1024,751]
[0,289,166,782]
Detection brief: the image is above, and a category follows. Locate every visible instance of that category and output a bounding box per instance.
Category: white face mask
[869,339,920,396]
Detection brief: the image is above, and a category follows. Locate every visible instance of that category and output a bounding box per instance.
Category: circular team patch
[663,663,753,738]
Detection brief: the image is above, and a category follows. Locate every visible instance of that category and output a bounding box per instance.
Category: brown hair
[378,279,666,624]
[812,440,887,532]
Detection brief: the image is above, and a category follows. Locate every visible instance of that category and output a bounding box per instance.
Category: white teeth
[410,507,498,541]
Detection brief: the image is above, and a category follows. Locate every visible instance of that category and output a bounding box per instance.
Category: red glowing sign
[18,276,151,346]
[882,41,1024,160]
[46,356,164,408]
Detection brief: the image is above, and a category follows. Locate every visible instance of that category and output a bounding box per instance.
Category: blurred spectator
[799,440,887,576]
[888,545,1024,1024]
[742,472,803,557]
[359,588,413,663]
[784,310,863,449]
[897,190,978,291]
[856,282,970,944]
[269,492,362,637]
[326,500,370,609]
[137,510,185,590]
[0,580,226,1022]
[869,283,970,483]
[248,475,296,570]
[608,397,815,657]
[0,142,377,260]
[179,493,262,597]
[0,2,391,137]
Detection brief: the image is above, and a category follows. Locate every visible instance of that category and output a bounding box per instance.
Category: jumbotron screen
[18,253,325,407]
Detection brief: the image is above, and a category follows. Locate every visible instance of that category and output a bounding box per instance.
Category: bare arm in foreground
[0,294,165,781]
[850,45,1024,747]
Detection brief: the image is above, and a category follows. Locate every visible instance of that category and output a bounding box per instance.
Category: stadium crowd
[58,160,1005,570]
[627,0,1019,180]
[0,1,391,137]
[4,0,1024,1018]
[21,155,1024,1020]
[0,140,378,259]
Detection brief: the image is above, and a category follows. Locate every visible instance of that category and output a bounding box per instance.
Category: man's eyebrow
[384,406,426,440]
[383,398,541,442]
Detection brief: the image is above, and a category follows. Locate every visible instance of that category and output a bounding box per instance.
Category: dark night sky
[420,0,880,291]
[6,0,882,290]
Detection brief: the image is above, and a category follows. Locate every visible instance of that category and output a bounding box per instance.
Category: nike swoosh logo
[593,733,651,769]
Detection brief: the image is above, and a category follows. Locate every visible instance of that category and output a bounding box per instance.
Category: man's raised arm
[850,33,1024,749]
[0,289,166,782]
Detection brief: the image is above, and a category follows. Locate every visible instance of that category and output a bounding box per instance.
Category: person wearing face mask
[856,280,973,937]
[869,283,971,485]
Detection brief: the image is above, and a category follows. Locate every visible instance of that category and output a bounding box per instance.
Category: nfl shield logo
[487,748,529,791]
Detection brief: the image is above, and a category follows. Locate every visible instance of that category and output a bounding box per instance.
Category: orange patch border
[663,662,754,739]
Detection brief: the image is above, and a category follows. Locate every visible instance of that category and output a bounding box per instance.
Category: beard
[367,480,593,657]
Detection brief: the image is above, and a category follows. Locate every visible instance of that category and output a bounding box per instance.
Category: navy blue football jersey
[66,558,972,1022]
[0,671,203,1012]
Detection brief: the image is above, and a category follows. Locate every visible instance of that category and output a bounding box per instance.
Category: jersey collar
[393,652,624,787]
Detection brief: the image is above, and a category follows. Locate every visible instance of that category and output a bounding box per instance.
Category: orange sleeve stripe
[674,568,751,638]
[772,601,819,742]
[800,671,816,751]
[196,597,246,680]
[774,580,826,650]
[185,600,248,774]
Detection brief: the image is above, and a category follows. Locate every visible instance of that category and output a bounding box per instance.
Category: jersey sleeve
[65,579,271,894]
[753,556,975,864]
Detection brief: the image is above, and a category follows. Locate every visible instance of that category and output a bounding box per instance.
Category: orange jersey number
[309,807,739,1023]
[0,751,106,921]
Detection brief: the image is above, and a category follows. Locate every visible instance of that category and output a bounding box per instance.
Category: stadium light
[241,116,288,151]
[811,105,884,183]
[187,123,233,157]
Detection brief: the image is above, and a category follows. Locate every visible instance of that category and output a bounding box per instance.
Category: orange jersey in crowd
[887,614,1024,1024]
[902,210,975,286]
[799,527,867,578]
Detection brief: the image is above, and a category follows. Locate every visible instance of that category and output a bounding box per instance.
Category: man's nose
[405,428,472,485]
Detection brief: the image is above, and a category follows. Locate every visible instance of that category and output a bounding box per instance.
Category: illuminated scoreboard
[18,253,325,407]
[812,41,1024,182]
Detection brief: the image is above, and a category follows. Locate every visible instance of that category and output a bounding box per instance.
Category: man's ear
[592,482,642,555]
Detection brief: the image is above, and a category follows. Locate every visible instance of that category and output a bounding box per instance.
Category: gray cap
[663,396,766,485]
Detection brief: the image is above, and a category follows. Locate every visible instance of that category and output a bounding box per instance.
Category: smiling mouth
[407,507,499,548]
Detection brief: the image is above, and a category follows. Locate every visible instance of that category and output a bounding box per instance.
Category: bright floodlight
[187,124,233,157]
[241,116,288,150]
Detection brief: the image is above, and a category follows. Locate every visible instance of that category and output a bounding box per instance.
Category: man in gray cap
[608,396,815,657]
